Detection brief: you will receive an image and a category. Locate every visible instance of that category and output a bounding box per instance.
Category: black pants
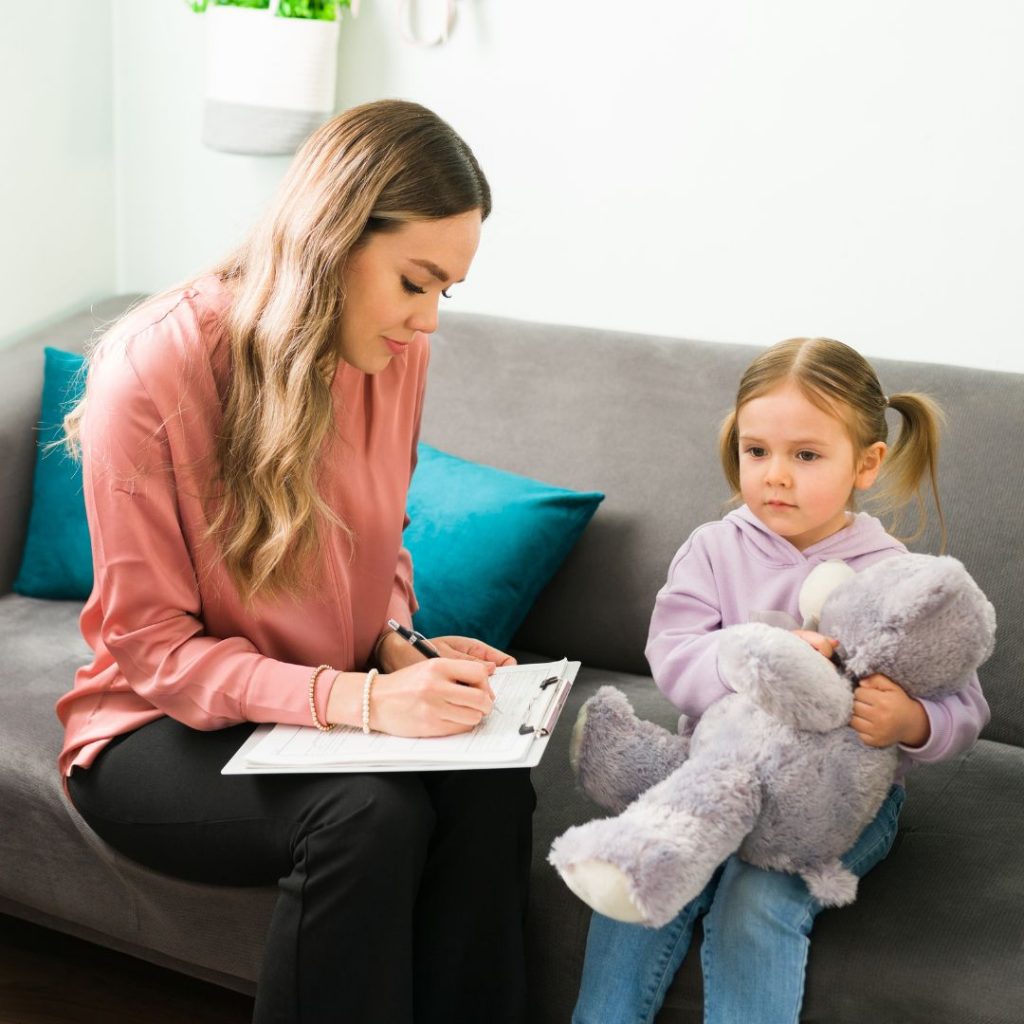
[68,717,536,1024]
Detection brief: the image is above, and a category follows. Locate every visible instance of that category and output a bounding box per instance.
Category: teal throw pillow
[405,444,604,650]
[14,347,92,599]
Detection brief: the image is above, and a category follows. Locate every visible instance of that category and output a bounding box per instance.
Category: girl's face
[337,209,482,374]
[737,382,885,551]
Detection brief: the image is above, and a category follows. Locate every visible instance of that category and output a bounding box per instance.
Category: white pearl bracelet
[362,668,379,735]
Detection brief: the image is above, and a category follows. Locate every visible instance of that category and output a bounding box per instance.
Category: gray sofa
[2,295,1022,1024]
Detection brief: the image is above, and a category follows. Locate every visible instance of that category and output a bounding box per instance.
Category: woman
[56,100,535,1024]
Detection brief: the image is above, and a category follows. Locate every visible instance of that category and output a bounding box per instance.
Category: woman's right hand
[329,658,496,738]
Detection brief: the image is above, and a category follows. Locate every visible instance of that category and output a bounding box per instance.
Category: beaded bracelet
[362,668,379,735]
[308,663,336,733]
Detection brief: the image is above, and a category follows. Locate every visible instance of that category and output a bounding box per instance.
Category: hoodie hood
[725,505,903,568]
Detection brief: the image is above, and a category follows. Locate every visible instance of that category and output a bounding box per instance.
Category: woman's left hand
[376,630,516,673]
[851,674,931,748]
[430,635,517,667]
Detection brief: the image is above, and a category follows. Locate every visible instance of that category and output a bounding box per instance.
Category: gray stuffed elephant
[548,553,996,928]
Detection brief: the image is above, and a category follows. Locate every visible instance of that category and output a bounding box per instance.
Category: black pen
[387,618,441,659]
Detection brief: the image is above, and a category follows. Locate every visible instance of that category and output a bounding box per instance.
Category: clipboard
[222,659,579,774]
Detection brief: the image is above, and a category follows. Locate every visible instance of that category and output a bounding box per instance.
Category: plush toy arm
[550,753,762,928]
[570,686,691,813]
[719,623,853,731]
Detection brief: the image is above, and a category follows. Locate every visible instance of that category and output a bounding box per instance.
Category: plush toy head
[821,553,996,700]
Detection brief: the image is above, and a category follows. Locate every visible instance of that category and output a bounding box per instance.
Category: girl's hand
[850,674,931,748]
[368,658,496,738]
[791,630,839,660]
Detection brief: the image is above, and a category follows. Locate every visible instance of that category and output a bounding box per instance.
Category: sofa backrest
[422,313,1024,749]
[2,300,1020,747]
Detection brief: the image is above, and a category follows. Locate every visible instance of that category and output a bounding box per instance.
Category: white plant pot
[203,5,341,156]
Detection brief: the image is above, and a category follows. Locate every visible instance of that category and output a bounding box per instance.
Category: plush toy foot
[570,686,690,814]
[549,805,727,928]
[802,859,859,906]
[552,755,762,928]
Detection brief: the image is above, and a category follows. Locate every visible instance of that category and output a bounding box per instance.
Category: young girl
[572,337,990,1024]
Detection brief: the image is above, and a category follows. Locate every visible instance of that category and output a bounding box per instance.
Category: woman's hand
[370,658,496,738]
[431,635,517,667]
[850,674,931,748]
[376,629,516,673]
[357,629,514,737]
[791,629,839,660]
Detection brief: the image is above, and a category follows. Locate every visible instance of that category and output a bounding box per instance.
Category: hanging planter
[188,0,353,156]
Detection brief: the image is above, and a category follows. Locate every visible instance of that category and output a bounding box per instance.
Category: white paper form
[228,660,576,772]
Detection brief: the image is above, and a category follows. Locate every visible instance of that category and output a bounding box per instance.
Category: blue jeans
[572,785,905,1024]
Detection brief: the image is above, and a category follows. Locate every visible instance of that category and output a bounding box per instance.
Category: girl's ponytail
[875,392,946,549]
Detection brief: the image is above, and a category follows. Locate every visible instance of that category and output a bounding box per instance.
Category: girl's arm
[645,535,731,718]
[898,673,990,762]
[851,672,990,759]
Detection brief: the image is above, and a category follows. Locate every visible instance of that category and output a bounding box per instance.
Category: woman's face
[337,209,482,374]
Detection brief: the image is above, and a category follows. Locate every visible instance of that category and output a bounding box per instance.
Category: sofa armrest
[0,340,49,595]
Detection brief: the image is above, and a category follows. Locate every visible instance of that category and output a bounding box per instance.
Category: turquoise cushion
[14,347,92,599]
[405,444,604,650]
[14,351,605,648]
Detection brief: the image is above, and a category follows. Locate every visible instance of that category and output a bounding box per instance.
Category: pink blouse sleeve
[81,347,315,730]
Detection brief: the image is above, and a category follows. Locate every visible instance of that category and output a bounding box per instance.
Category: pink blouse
[57,276,428,777]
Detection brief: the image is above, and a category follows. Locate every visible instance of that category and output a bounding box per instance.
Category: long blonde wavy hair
[718,337,947,547]
[63,99,491,605]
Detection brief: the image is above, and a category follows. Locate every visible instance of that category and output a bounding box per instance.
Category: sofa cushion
[3,591,1022,1024]
[405,443,604,649]
[0,592,274,986]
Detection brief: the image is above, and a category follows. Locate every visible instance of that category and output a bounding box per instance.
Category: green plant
[278,0,348,18]
[185,0,350,18]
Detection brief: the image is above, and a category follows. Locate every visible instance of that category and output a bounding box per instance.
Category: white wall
[0,1,116,348]
[13,2,1024,374]
[111,2,289,293]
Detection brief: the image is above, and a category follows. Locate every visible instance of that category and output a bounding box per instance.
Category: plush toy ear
[799,560,857,630]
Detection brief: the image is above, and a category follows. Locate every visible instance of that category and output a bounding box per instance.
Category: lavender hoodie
[646,505,990,781]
